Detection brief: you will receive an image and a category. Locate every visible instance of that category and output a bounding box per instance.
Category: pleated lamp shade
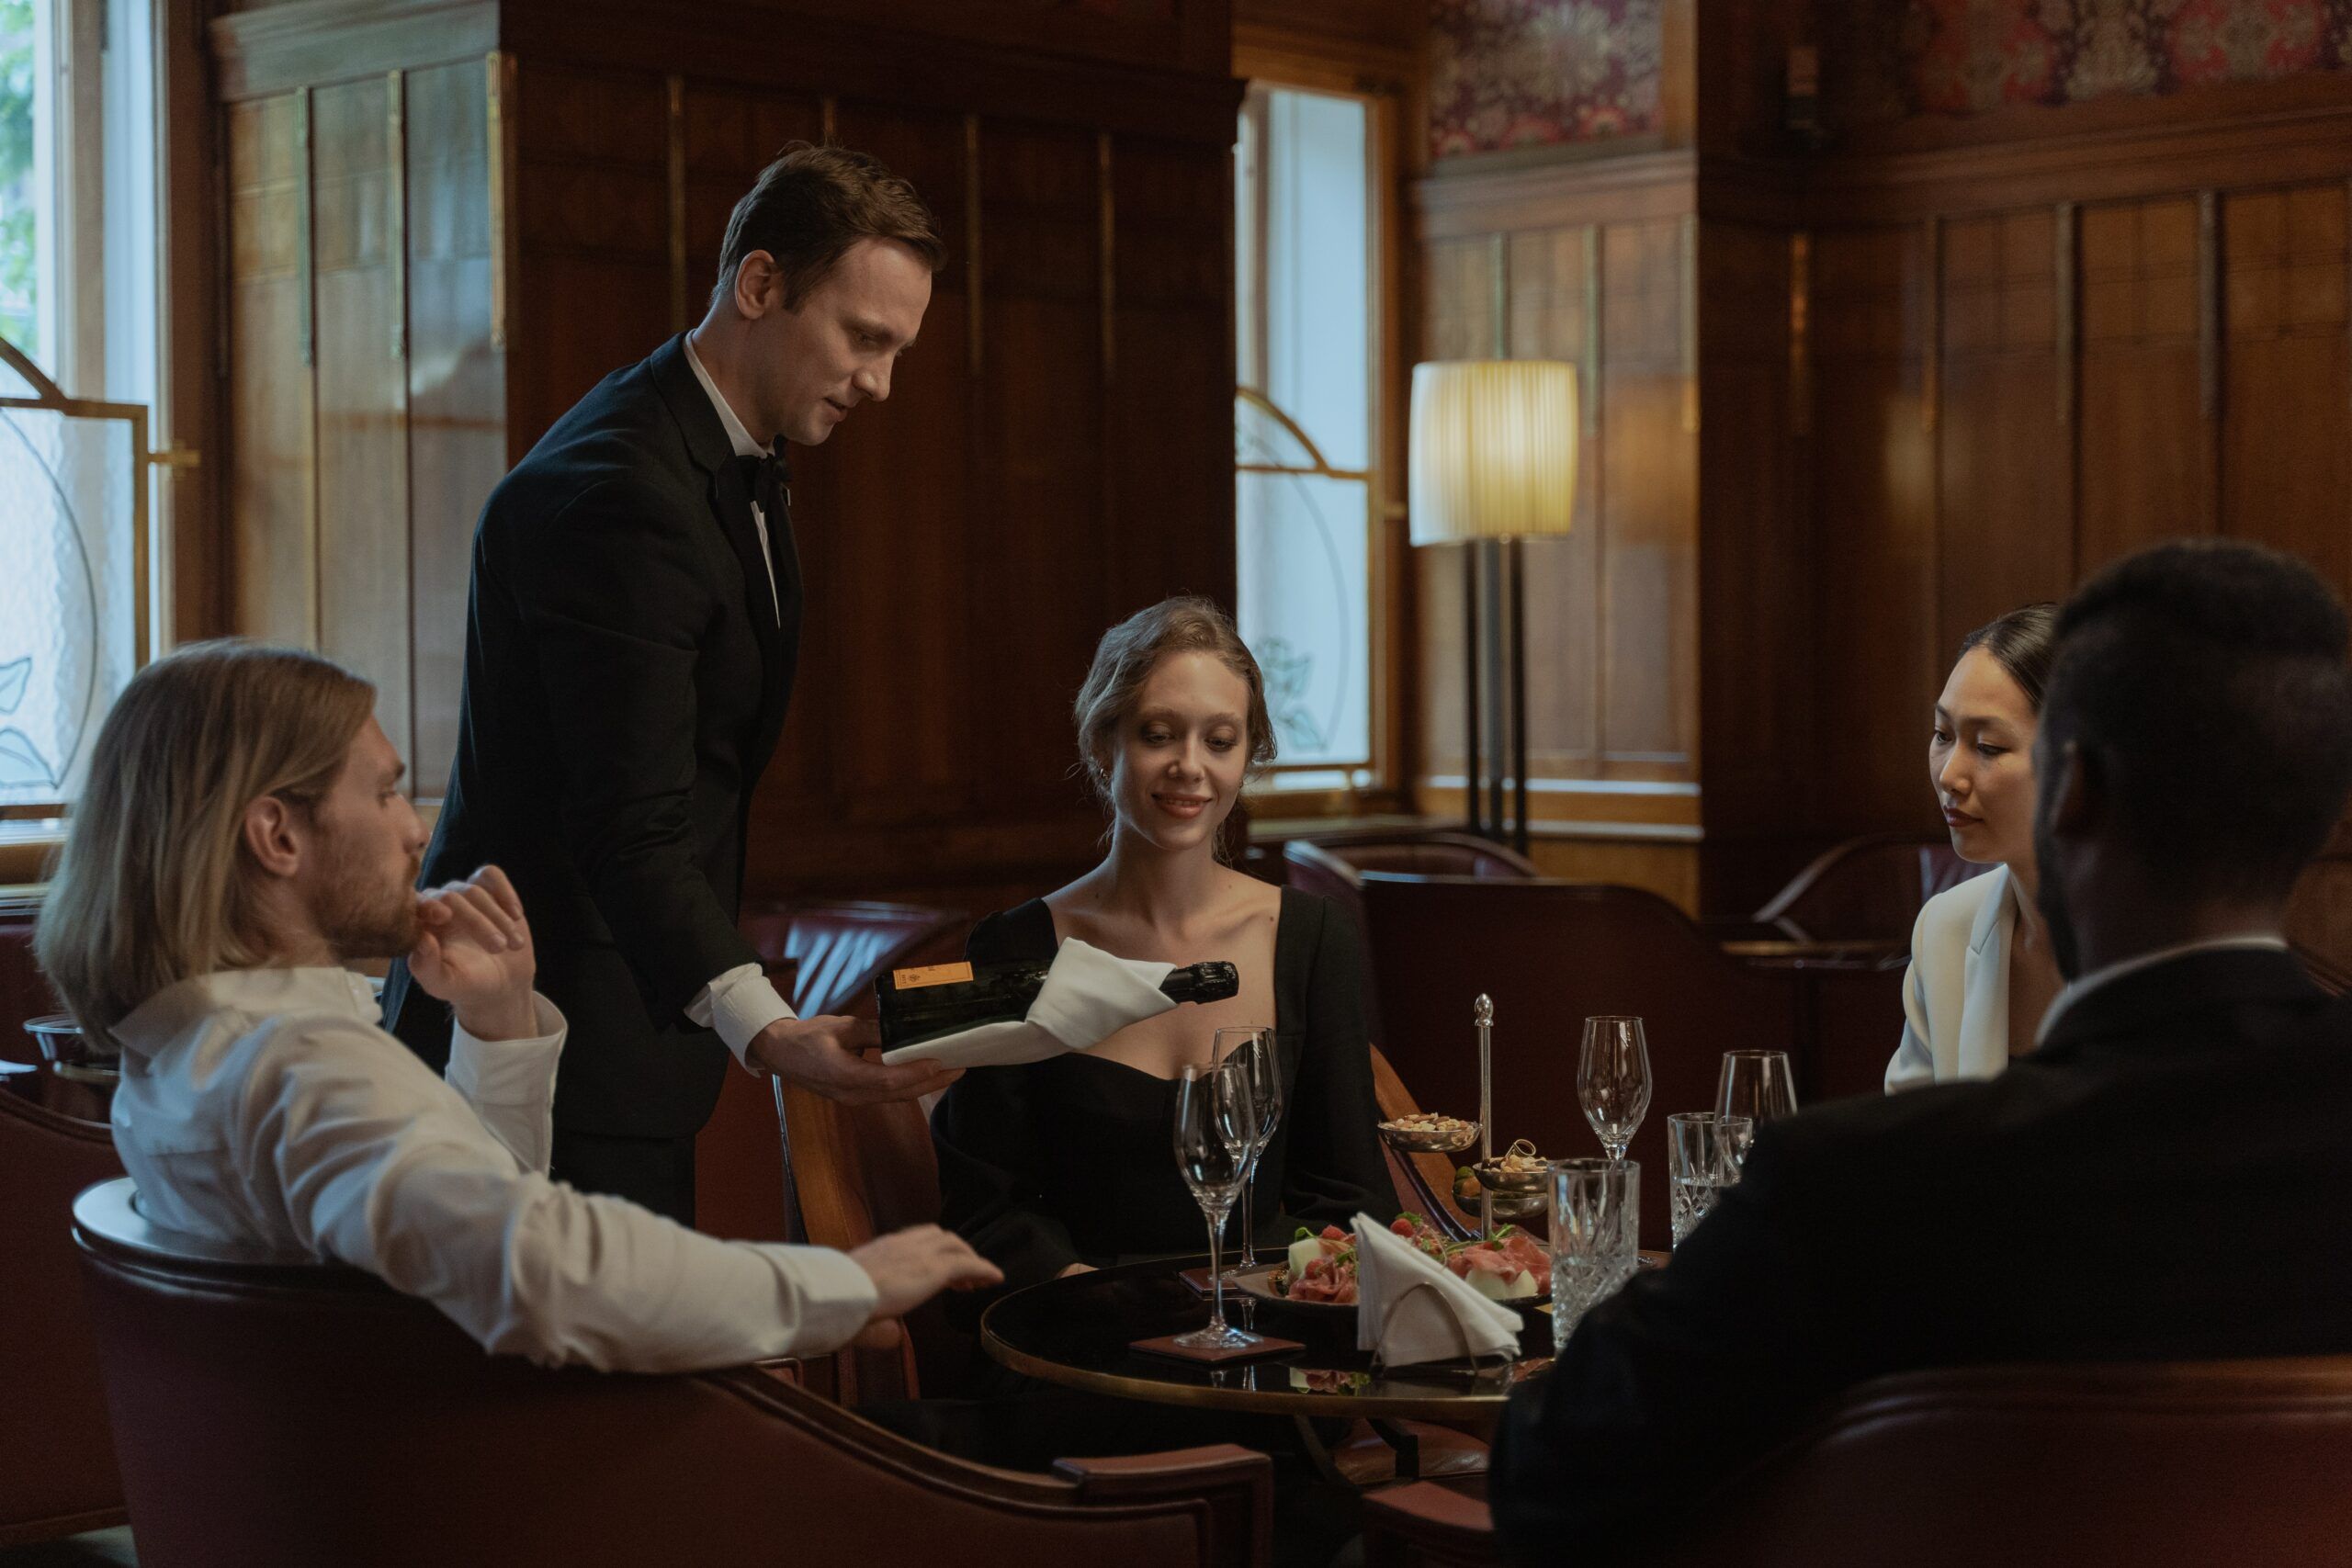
[1407,360,1579,545]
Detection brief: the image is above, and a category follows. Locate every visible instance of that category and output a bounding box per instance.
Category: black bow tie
[734,452,790,523]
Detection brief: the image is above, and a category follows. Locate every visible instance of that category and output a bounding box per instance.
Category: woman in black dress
[932,596,1394,1303]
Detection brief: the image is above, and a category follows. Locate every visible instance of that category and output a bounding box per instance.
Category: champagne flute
[1715,1050,1797,1166]
[1214,1027,1283,1272]
[1578,1016,1652,1163]
[1170,1059,1261,1349]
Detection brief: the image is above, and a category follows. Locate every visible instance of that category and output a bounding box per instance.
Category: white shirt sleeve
[235,1011,876,1372]
[685,963,797,1071]
[440,994,565,1173]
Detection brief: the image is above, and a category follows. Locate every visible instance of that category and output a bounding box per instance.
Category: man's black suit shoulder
[1493,948,2352,1564]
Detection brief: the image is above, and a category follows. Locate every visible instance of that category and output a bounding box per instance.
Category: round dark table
[979,1256,1555,1423]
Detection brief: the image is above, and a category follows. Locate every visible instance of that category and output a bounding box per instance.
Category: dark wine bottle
[876,956,1241,1048]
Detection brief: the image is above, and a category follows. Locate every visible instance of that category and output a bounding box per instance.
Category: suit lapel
[649,334,793,750]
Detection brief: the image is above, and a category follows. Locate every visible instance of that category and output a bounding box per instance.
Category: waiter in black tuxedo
[387,145,958,1221]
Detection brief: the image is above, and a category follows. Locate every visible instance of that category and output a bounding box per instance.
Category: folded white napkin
[877,939,1178,1069]
[1351,1213,1522,1367]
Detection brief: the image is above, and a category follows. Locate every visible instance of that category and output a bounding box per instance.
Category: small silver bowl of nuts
[1377,1111,1482,1156]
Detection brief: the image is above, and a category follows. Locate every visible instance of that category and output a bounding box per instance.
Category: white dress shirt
[680,332,797,1067]
[109,967,876,1372]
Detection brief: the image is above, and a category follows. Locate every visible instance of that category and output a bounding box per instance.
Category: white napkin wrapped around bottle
[1351,1213,1522,1367]
[877,939,1178,1069]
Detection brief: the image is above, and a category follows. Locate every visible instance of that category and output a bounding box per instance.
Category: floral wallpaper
[1823,0,2352,127]
[1429,0,1664,158]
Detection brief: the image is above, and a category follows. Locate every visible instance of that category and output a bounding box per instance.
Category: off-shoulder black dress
[931,887,1396,1300]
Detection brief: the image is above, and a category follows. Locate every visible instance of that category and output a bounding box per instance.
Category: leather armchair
[1354,874,1802,1251]
[73,1178,1272,1568]
[1363,1357,2352,1568]
[0,1090,124,1545]
[1285,836,1541,1044]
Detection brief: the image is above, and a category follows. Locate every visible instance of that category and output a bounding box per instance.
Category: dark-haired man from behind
[1493,538,2352,1561]
[386,144,960,1221]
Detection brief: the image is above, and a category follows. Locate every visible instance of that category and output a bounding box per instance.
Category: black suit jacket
[1492,947,2352,1562]
[386,334,802,1138]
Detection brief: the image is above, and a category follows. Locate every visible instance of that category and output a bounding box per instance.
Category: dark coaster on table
[1177,1266,1213,1297]
[1129,1332,1303,1365]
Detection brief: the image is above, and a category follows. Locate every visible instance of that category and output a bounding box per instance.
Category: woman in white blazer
[1887,604,2065,1091]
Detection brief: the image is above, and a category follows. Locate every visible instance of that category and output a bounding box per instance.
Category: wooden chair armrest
[1051,1443,1272,1497]
[1363,1479,1500,1567]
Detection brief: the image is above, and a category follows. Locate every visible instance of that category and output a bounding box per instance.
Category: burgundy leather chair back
[1366,1358,2352,1568]
[1285,837,1541,1045]
[0,1095,124,1545]
[0,909,55,1070]
[1355,874,1801,1250]
[1658,1358,2352,1566]
[1754,832,1987,942]
[73,1179,1271,1568]
[737,898,969,1018]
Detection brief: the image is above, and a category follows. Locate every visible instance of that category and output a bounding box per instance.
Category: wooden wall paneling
[163,0,226,644]
[1933,207,2071,651]
[1507,226,1600,779]
[506,61,670,451]
[1105,131,1237,615]
[1810,224,1936,832]
[2076,197,2209,576]
[311,75,414,764]
[1694,219,1805,852]
[971,119,1111,817]
[1597,217,1697,782]
[678,83,826,319]
[2222,183,2352,599]
[406,59,502,801]
[226,93,315,646]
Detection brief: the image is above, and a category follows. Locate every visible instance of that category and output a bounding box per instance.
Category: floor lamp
[1408,360,1579,856]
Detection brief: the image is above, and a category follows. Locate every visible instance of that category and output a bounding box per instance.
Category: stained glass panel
[0,405,135,805]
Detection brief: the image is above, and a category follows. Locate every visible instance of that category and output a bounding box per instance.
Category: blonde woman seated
[1886,604,2065,1090]
[932,598,1391,1295]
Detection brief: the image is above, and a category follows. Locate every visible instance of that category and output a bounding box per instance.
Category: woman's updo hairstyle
[1956,602,2060,714]
[1074,596,1277,807]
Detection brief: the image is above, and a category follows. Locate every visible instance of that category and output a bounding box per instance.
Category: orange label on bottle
[894,961,975,989]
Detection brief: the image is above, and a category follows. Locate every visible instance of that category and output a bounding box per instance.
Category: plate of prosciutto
[1229,1213,1551,1311]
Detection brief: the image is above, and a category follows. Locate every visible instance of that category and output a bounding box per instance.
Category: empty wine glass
[1715,1050,1797,1164]
[1214,1027,1283,1272]
[1170,1059,1261,1350]
[1578,1016,1652,1163]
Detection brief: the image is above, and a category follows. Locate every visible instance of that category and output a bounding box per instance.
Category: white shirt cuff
[763,1243,882,1355]
[686,964,797,1071]
[446,994,567,1105]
